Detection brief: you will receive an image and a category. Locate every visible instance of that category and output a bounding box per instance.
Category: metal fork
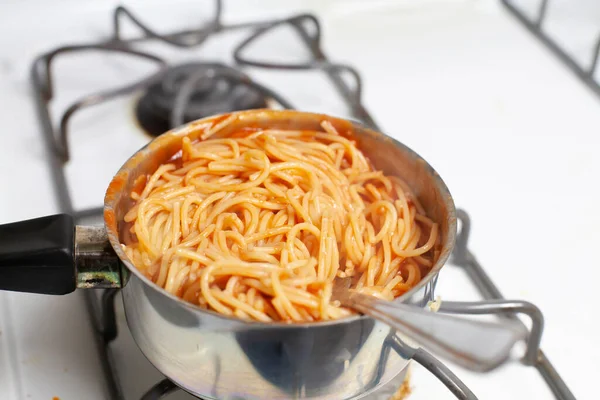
[332,277,527,372]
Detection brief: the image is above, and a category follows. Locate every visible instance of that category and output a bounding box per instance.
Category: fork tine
[332,277,352,302]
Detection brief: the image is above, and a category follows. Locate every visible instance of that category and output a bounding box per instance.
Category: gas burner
[135,63,269,137]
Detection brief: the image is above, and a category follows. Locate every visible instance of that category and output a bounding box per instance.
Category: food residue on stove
[389,366,412,400]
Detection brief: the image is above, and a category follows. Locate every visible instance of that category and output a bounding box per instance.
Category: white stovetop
[0,0,599,399]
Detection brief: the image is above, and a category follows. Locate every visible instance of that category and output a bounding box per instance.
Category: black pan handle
[0,214,76,295]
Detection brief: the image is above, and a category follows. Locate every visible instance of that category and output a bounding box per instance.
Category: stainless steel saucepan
[0,110,519,400]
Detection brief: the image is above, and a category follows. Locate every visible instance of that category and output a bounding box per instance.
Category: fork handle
[347,293,527,372]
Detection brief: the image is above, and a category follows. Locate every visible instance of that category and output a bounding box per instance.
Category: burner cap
[135,63,269,137]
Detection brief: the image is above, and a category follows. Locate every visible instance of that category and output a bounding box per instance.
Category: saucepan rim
[103,109,457,328]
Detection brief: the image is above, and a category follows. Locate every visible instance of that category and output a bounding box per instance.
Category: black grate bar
[502,0,600,99]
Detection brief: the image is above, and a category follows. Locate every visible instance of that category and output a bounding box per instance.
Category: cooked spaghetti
[122,119,439,322]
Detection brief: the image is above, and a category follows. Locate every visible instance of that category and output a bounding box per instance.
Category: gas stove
[0,0,598,399]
